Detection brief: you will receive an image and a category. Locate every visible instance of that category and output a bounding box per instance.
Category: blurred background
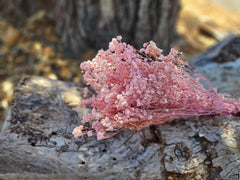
[0,0,240,130]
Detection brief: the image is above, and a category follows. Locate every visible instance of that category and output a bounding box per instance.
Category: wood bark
[0,0,180,57]
[49,0,179,57]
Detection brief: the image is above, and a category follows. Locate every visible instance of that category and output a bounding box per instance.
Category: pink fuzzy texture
[73,36,240,140]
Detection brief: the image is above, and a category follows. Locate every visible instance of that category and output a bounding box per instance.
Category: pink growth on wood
[73,36,240,140]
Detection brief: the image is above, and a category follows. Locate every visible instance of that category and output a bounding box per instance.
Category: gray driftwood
[1,36,240,179]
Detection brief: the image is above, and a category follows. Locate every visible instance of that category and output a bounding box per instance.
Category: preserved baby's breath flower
[73,36,240,140]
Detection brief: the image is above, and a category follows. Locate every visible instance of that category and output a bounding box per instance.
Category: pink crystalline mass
[73,36,240,140]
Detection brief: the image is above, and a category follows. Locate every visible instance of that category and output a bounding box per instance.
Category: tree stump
[1,36,240,179]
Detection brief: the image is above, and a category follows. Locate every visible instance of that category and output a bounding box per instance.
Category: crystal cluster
[73,36,240,140]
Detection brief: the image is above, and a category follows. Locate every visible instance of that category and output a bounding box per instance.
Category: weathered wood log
[1,36,240,179]
[0,79,239,179]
